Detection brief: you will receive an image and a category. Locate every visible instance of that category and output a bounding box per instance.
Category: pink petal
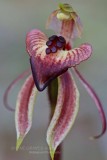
[26,29,92,91]
[46,71,79,160]
[73,67,106,139]
[3,69,30,112]
[15,75,37,150]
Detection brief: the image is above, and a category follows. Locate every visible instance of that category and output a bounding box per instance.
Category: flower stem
[48,78,62,160]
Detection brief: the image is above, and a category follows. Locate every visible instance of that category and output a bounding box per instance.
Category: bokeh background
[0,0,107,160]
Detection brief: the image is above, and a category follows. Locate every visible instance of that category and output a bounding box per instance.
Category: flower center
[46,35,66,54]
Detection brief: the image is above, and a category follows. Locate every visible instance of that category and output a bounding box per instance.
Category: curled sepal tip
[46,71,79,160]
[26,29,92,91]
[15,75,37,150]
[73,67,106,139]
[3,69,30,112]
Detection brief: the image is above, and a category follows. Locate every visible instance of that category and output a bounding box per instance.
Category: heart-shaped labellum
[26,29,92,91]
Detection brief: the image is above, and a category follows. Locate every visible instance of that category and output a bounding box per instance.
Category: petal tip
[49,145,55,160]
[89,136,103,141]
[16,136,24,151]
[89,136,99,141]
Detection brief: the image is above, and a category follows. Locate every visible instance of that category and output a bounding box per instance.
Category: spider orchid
[4,3,106,160]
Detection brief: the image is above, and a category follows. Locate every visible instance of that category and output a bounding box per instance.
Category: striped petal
[15,75,38,150]
[46,71,79,160]
[26,29,92,91]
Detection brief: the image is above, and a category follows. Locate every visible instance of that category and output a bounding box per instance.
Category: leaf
[46,71,79,160]
[15,75,38,150]
[26,29,92,91]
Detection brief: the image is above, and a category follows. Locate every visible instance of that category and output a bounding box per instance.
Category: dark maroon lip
[30,57,44,91]
[30,56,68,91]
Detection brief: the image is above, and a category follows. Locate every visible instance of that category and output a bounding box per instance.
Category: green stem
[48,78,62,160]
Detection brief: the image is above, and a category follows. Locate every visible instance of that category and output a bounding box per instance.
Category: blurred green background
[0,0,107,160]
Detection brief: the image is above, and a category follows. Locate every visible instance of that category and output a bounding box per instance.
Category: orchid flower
[4,3,106,160]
